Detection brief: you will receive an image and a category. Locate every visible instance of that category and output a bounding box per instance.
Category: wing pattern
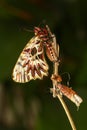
[12,36,49,83]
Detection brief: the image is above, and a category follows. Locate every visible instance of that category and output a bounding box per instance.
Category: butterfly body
[51,74,83,107]
[34,26,58,62]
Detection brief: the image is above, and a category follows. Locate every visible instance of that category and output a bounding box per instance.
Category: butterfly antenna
[37,19,47,27]
[61,72,71,86]
[23,27,33,32]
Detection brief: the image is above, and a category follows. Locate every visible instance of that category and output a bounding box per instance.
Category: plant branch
[51,35,77,130]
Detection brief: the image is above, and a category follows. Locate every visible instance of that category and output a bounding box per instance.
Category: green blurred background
[0,0,87,130]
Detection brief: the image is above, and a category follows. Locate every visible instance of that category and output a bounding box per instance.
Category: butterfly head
[51,74,62,83]
[34,27,49,41]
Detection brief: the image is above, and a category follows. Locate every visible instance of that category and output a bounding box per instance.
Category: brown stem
[51,36,77,130]
[56,94,76,130]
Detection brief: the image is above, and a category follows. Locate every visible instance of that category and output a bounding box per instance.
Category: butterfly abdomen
[45,42,58,62]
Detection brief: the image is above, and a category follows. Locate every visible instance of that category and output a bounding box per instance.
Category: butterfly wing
[12,36,49,83]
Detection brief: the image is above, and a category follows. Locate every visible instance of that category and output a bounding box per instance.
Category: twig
[51,33,77,130]
[56,94,76,130]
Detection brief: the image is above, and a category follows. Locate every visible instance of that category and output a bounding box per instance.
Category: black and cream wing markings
[12,36,49,83]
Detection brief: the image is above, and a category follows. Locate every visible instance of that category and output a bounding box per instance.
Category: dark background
[0,0,87,130]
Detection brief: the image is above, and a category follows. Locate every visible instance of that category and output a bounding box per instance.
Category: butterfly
[12,25,58,83]
[51,74,83,107]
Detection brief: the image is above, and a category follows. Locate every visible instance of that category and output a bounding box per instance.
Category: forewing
[12,36,49,83]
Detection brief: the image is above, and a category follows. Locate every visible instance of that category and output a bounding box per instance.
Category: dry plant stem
[53,61,76,130]
[46,25,77,130]
[52,37,76,130]
[56,94,76,130]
